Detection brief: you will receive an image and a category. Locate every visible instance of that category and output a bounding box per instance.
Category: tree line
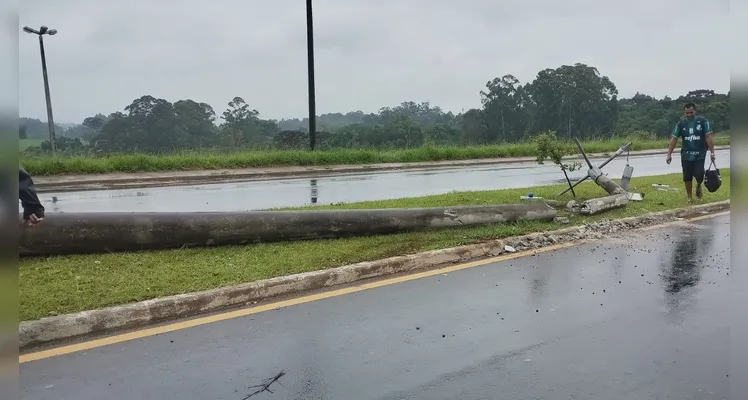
[20,63,730,156]
[19,117,69,140]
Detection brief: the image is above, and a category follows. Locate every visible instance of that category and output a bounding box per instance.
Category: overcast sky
[19,0,730,124]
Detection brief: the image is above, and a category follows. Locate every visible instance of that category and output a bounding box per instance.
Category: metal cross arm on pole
[573,137,595,170]
[557,141,633,196]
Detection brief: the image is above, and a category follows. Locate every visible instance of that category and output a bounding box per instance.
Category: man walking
[666,102,716,203]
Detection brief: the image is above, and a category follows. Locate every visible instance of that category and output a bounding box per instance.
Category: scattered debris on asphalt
[242,370,286,399]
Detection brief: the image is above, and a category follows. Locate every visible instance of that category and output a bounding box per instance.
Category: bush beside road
[19,170,731,322]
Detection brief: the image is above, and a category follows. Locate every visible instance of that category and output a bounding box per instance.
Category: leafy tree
[481,74,529,142]
[533,130,582,172]
[218,97,278,148]
[174,100,219,148]
[458,109,489,145]
[525,63,618,139]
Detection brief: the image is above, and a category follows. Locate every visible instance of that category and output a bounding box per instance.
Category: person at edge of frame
[665,102,716,203]
[19,165,45,226]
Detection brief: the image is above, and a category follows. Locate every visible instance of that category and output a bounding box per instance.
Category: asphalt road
[30,149,730,213]
[20,213,731,399]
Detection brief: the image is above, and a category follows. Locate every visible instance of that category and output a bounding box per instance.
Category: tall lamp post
[306,0,317,151]
[22,25,58,156]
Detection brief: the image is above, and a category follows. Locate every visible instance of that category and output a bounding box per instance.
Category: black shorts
[681,158,705,182]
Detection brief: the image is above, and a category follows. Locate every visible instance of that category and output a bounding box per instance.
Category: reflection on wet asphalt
[20,214,730,399]
[32,149,730,213]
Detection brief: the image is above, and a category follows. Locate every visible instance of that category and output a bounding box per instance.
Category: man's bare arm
[704,119,715,159]
[706,133,715,155]
[667,136,678,156]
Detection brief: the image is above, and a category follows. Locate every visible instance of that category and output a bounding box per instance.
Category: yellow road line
[19,210,729,364]
[19,241,582,363]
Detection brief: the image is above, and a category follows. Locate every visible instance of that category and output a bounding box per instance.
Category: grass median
[19,169,731,321]
[20,136,730,176]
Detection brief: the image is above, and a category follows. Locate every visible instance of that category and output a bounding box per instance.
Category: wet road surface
[19,213,730,399]
[31,149,730,213]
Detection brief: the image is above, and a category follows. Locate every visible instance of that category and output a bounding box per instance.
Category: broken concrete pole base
[568,194,630,215]
[627,192,644,201]
[19,204,558,256]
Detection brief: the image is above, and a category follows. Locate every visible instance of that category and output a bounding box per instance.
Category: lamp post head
[22,25,56,35]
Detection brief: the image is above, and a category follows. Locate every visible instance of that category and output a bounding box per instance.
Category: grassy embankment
[20,136,731,176]
[19,169,731,321]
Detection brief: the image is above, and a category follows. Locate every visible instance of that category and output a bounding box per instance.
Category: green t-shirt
[672,116,711,161]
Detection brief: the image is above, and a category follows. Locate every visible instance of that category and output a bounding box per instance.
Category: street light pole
[23,25,58,156]
[305,0,317,151]
[38,34,57,155]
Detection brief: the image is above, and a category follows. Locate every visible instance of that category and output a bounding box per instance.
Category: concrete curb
[19,200,730,350]
[32,146,731,193]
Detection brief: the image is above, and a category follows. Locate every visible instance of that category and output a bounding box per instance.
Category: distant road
[32,146,730,193]
[29,149,731,213]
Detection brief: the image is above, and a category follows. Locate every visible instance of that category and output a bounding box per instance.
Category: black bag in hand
[704,161,721,193]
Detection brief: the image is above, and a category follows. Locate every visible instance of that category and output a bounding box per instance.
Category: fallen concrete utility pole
[587,167,627,195]
[557,141,632,196]
[567,193,630,215]
[18,204,557,256]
